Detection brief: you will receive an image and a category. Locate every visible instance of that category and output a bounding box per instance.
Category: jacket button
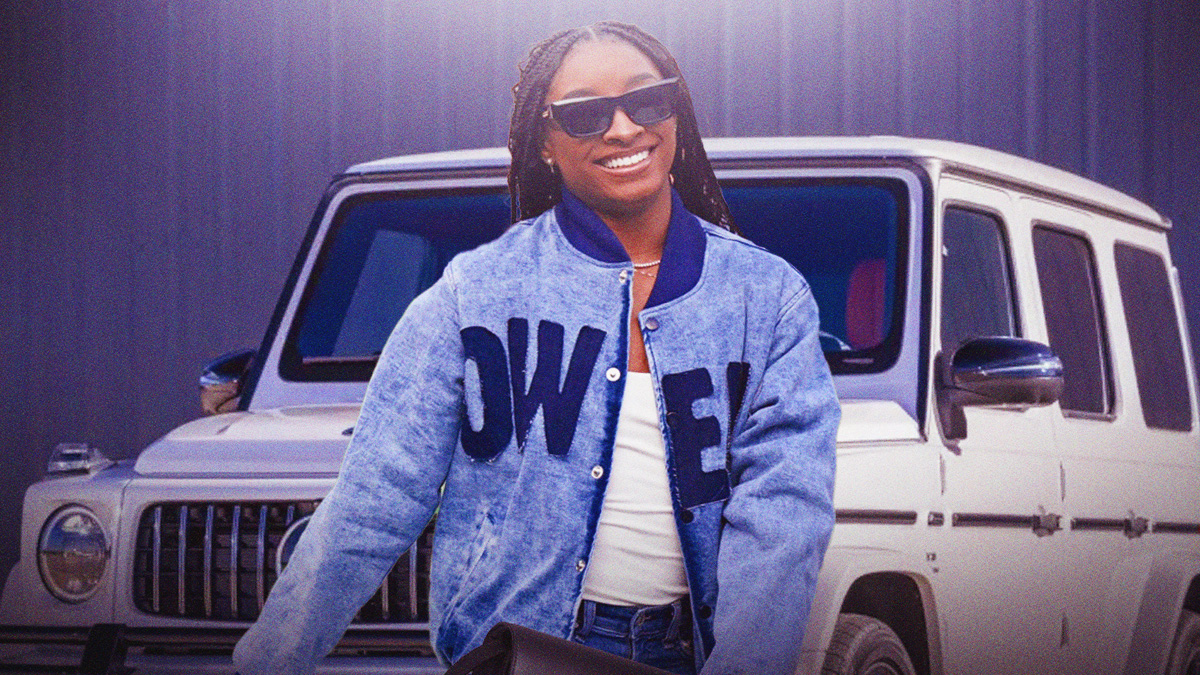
[644,317,659,331]
[576,559,587,572]
[680,509,694,523]
[591,465,604,479]
[605,367,621,381]
[697,604,712,619]
[619,270,629,283]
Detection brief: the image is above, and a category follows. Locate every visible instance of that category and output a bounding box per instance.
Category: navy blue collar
[554,187,706,309]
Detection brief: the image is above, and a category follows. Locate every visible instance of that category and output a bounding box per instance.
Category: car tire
[822,613,917,675]
[1166,609,1200,675]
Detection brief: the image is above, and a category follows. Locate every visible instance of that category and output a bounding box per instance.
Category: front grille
[133,501,432,623]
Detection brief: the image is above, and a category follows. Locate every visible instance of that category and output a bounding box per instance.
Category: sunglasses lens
[625,86,675,127]
[556,100,613,137]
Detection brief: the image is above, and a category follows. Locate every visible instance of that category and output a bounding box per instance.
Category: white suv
[2,137,1198,675]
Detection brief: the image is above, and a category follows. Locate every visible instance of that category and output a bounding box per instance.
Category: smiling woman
[540,41,678,228]
[233,20,840,675]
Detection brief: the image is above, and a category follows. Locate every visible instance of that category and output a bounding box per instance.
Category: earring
[544,158,556,174]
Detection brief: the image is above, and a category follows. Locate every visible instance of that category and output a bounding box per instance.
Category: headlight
[38,505,109,603]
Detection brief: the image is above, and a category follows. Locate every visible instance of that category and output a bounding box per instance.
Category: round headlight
[38,505,109,603]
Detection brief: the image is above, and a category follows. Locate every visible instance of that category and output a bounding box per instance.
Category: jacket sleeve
[233,271,464,675]
[701,280,840,675]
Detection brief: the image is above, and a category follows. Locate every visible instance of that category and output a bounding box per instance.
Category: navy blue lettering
[661,368,730,508]
[459,326,512,461]
[508,318,606,456]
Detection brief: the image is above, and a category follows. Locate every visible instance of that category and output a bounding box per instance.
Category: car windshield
[283,177,906,381]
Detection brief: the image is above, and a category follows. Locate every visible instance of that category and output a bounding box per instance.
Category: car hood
[133,404,361,476]
[133,399,919,476]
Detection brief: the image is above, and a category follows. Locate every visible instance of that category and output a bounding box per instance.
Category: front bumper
[0,626,443,674]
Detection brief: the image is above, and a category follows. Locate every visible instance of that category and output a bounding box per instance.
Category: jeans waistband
[575,596,691,641]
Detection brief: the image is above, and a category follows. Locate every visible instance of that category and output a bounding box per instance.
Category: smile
[599,148,651,170]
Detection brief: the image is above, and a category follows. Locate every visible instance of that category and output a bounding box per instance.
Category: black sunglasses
[542,77,680,138]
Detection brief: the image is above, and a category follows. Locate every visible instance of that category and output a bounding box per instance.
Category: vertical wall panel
[723,3,784,136]
[0,0,53,582]
[960,0,1028,152]
[1163,0,1200,351]
[1092,0,1150,198]
[843,0,905,134]
[902,0,962,138]
[1038,0,1088,173]
[782,1,845,134]
[670,0,727,134]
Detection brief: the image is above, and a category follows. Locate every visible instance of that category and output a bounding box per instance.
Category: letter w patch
[508,318,606,456]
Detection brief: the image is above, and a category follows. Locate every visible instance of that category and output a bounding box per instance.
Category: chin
[585,177,672,217]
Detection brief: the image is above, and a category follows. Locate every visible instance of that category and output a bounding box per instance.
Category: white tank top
[581,371,689,606]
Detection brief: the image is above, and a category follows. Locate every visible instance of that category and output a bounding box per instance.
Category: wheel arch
[1122,550,1200,675]
[838,571,939,675]
[1184,574,1200,615]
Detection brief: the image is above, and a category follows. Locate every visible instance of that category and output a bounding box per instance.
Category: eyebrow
[559,73,661,101]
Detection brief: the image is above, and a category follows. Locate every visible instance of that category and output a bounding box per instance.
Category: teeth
[601,149,650,169]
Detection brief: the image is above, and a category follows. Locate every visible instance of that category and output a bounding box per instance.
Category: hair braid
[507,21,735,232]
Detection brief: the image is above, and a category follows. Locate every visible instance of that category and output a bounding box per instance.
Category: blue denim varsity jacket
[233,189,839,675]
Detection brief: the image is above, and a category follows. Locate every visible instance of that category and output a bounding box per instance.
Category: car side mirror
[936,337,1063,442]
[199,348,256,415]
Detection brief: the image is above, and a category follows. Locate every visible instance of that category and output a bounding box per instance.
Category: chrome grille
[133,501,432,623]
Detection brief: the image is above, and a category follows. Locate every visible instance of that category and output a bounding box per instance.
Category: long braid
[507,21,736,232]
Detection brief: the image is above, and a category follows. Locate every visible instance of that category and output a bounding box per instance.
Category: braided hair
[507,21,735,232]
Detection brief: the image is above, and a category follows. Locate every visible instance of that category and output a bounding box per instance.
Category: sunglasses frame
[542,77,681,138]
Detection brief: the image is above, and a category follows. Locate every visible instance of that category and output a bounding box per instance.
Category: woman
[234,21,838,675]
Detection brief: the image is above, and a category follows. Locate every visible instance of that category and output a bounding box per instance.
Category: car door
[1028,199,1200,674]
[932,177,1065,673]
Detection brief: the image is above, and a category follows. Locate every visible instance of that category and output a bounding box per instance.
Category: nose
[603,107,643,141]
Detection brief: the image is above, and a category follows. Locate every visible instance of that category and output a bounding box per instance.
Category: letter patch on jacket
[460,326,513,461]
[508,318,606,455]
[661,368,731,509]
[459,320,607,461]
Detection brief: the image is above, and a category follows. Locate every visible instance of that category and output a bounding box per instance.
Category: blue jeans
[570,597,696,675]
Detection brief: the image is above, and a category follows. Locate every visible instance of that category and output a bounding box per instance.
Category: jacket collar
[554,187,706,309]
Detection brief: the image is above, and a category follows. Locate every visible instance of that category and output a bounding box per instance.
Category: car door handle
[1033,512,1062,537]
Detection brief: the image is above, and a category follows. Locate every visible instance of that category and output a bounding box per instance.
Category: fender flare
[1122,548,1200,675]
[799,544,943,675]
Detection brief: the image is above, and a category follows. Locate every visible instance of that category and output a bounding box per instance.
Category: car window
[1114,243,1193,430]
[724,178,908,374]
[1032,226,1113,416]
[283,178,909,381]
[282,189,510,381]
[940,206,1019,352]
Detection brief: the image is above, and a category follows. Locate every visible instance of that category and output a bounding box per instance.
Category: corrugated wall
[1,0,1197,575]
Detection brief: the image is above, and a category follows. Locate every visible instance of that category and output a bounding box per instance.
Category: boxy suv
[2,137,1198,675]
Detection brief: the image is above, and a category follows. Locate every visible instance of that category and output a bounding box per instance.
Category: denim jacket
[233,189,839,675]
